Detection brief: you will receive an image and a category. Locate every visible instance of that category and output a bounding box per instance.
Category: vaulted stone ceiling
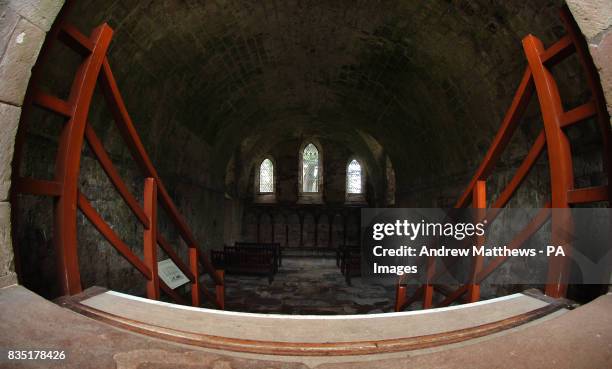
[56,0,588,189]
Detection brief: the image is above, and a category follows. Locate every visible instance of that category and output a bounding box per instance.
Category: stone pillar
[565,0,612,292]
[566,0,612,124]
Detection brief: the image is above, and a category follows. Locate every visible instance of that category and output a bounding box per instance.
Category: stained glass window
[347,159,362,194]
[302,143,319,192]
[259,158,274,193]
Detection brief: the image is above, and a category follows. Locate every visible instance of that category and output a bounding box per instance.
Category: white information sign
[157,259,189,289]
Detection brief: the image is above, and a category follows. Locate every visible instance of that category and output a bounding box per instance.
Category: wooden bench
[211,247,276,284]
[234,242,281,271]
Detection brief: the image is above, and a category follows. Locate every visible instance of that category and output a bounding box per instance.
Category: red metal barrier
[12,19,224,308]
[396,6,611,311]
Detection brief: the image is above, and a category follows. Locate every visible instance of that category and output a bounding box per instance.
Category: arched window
[346,159,362,194]
[302,143,320,193]
[259,158,274,193]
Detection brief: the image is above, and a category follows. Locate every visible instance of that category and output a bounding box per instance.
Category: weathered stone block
[567,0,612,41]
[0,102,20,201]
[0,202,16,287]
[7,0,63,32]
[589,30,612,125]
[0,5,20,58]
[0,272,17,287]
[0,17,45,106]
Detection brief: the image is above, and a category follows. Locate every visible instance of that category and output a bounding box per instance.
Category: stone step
[61,287,567,356]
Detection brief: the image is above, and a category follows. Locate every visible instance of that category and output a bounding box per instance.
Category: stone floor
[1,285,611,368]
[222,256,396,314]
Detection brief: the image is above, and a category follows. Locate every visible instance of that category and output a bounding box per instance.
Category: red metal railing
[395,7,611,311]
[12,19,224,308]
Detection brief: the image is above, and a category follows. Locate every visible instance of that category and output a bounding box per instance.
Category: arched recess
[298,140,324,204]
[317,213,330,248]
[273,214,286,247]
[258,212,273,243]
[241,211,257,242]
[228,132,388,205]
[286,213,300,248]
[345,157,367,204]
[253,156,276,203]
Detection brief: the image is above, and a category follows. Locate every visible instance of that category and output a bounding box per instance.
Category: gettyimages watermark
[360,208,611,286]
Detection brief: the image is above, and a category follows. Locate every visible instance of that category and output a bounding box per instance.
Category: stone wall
[235,138,372,248]
[14,69,226,298]
[567,0,612,122]
[5,1,227,298]
[0,0,64,288]
[243,138,377,205]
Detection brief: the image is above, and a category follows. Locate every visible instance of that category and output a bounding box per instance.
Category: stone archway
[0,0,610,291]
